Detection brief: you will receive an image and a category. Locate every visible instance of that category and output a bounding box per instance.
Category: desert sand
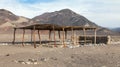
[0,33,120,67]
[0,44,120,67]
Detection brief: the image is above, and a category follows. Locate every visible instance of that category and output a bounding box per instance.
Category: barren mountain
[32,9,119,35]
[32,9,98,27]
[0,9,29,27]
[0,9,119,35]
[97,28,120,35]
[0,9,29,33]
[111,28,120,33]
[0,9,19,25]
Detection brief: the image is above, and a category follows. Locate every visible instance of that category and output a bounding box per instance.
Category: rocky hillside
[32,9,98,27]
[0,9,119,35]
[0,9,29,28]
[0,9,19,25]
[111,28,120,33]
[97,28,120,35]
[32,9,119,35]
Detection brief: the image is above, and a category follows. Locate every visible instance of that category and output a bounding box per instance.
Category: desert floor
[0,44,120,67]
[0,33,120,67]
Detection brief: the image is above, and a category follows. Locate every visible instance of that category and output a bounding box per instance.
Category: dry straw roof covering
[15,23,96,30]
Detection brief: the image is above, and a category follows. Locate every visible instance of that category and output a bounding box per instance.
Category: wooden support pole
[22,29,25,47]
[71,27,75,45]
[94,29,97,45]
[38,30,41,46]
[83,28,86,45]
[49,30,51,40]
[53,26,57,47]
[58,30,61,39]
[71,27,74,41]
[75,31,77,45]
[65,30,67,39]
[31,29,33,45]
[12,28,16,45]
[33,26,36,48]
[62,28,65,47]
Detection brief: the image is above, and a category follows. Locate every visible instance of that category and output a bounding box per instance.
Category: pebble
[101,65,107,67]
[6,54,10,56]
[25,61,31,64]
[40,58,47,61]
[50,57,57,60]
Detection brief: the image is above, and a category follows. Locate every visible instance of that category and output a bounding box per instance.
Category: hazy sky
[0,0,120,28]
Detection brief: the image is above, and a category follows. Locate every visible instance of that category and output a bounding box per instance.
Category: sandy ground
[0,33,120,67]
[0,44,120,67]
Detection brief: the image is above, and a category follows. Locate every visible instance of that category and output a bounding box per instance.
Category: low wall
[79,35,110,44]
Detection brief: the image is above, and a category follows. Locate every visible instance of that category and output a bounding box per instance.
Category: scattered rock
[25,61,31,64]
[33,62,38,64]
[5,54,10,56]
[28,59,37,62]
[71,56,74,58]
[12,60,18,63]
[13,59,39,65]
[101,65,107,67]
[40,58,47,61]
[50,57,57,60]
[18,60,25,64]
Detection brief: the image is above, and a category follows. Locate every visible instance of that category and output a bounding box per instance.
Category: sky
[0,0,120,28]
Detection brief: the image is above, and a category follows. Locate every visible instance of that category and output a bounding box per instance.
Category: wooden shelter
[12,23,97,48]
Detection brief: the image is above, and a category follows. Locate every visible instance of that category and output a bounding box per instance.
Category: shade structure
[13,23,97,48]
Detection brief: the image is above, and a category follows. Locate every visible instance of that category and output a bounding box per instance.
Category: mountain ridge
[32,9,99,27]
[0,8,119,35]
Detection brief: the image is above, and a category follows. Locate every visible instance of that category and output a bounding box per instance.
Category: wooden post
[49,30,51,40]
[65,30,67,39]
[12,28,16,45]
[31,29,33,45]
[62,28,65,47]
[53,26,57,47]
[38,30,41,46]
[71,27,74,41]
[94,28,97,45]
[22,29,25,47]
[58,30,61,39]
[75,31,77,45]
[83,28,86,45]
[71,27,75,45]
[33,26,36,48]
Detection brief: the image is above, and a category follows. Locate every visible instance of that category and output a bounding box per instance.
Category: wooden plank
[22,29,25,47]
[12,28,16,45]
